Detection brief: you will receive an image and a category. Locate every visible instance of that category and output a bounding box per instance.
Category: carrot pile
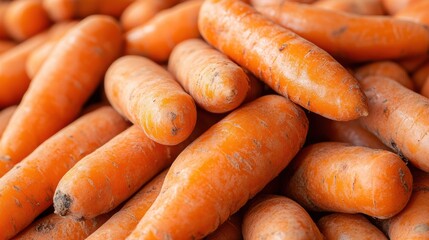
[0,0,427,239]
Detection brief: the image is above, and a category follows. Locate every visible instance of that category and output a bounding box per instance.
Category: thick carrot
[253,1,429,62]
[396,55,427,73]
[87,170,167,240]
[382,0,422,14]
[0,2,10,39]
[413,61,429,90]
[0,15,122,175]
[0,31,48,108]
[199,0,367,121]
[242,195,323,240]
[284,142,412,219]
[105,55,196,145]
[4,0,50,42]
[395,0,429,26]
[0,40,15,55]
[121,0,182,31]
[168,39,250,113]
[383,169,429,240]
[313,0,385,15]
[127,95,309,239]
[13,213,111,240]
[125,0,202,62]
[318,213,388,239]
[205,214,242,240]
[359,76,429,172]
[0,105,16,138]
[354,61,414,90]
[0,106,128,239]
[43,0,135,21]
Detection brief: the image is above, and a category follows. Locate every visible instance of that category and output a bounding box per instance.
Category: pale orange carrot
[382,0,423,14]
[395,0,429,26]
[0,105,15,138]
[314,0,385,15]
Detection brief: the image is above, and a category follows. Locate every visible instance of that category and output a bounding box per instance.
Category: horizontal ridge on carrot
[127,95,309,239]
[198,0,368,121]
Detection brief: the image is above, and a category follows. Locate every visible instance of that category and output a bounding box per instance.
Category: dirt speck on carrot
[54,191,72,217]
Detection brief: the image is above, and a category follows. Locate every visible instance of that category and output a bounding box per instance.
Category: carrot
[382,0,423,14]
[253,1,429,62]
[0,15,122,175]
[419,75,429,98]
[412,61,429,90]
[42,0,135,21]
[354,61,414,90]
[13,213,111,240]
[358,76,429,172]
[121,0,182,32]
[199,0,367,121]
[318,213,388,239]
[26,21,77,79]
[87,170,167,240]
[0,105,16,138]
[205,214,242,240]
[0,106,128,239]
[313,0,385,15]
[127,95,309,239]
[383,169,429,240]
[243,72,264,103]
[396,55,427,73]
[242,195,323,240]
[395,0,429,26]
[4,0,50,42]
[125,0,202,62]
[0,40,15,55]
[105,55,196,145]
[168,39,250,113]
[0,31,48,108]
[284,142,412,219]
[0,2,10,39]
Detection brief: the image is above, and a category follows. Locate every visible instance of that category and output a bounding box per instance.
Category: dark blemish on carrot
[390,140,408,164]
[399,168,409,192]
[414,224,429,233]
[168,112,178,136]
[0,155,11,161]
[332,26,348,37]
[35,221,55,233]
[13,185,20,191]
[54,191,73,217]
[14,198,22,208]
[414,186,429,192]
[278,43,288,52]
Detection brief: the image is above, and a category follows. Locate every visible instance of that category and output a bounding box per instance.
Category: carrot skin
[205,214,242,240]
[313,0,385,15]
[199,0,368,121]
[413,61,429,91]
[0,105,16,139]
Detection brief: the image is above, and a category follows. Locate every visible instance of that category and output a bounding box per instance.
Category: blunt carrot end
[53,190,73,217]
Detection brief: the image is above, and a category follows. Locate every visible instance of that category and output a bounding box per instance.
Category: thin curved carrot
[313,0,385,15]
[125,0,203,62]
[4,0,50,42]
[412,61,429,90]
[318,213,388,239]
[127,95,309,239]
[0,105,16,139]
[254,1,429,62]
[168,39,250,113]
[243,195,323,240]
[396,55,427,73]
[105,55,197,145]
[354,61,414,90]
[0,15,122,176]
[0,40,15,55]
[0,106,128,239]
[382,0,423,14]
[199,0,367,121]
[359,76,429,172]
[284,142,412,219]
[206,214,242,240]
[395,0,429,26]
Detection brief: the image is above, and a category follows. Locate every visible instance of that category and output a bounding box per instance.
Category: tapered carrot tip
[54,190,73,217]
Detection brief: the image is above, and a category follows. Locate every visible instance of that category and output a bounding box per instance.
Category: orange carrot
[313,0,385,15]
[87,170,167,240]
[205,214,242,240]
[383,169,429,240]
[43,0,135,21]
[396,55,427,73]
[382,0,423,14]
[127,95,309,239]
[0,15,122,175]
[413,61,429,90]
[253,1,429,62]
[0,106,128,239]
[395,0,429,26]
[168,38,250,113]
[13,213,111,240]
[359,76,429,172]
[318,213,388,239]
[419,75,429,98]
[4,0,50,42]
[354,61,414,90]
[0,105,16,138]
[243,72,264,103]
[121,0,182,32]
[0,31,48,108]
[243,195,323,240]
[0,40,15,55]
[105,55,197,145]
[0,2,10,40]
[125,0,202,62]
[199,0,367,121]
[284,142,412,219]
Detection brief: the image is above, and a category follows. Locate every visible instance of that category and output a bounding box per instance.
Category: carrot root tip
[53,190,72,217]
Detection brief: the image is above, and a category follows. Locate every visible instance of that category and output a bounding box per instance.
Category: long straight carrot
[318,213,388,239]
[358,76,429,172]
[253,1,429,62]
[205,214,242,240]
[0,105,16,139]
[87,170,167,240]
[105,55,197,145]
[199,0,367,121]
[242,195,323,240]
[313,0,385,15]
[0,15,122,175]
[168,38,250,113]
[0,106,128,239]
[284,142,412,219]
[0,31,48,108]
[127,95,309,239]
[125,0,202,62]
